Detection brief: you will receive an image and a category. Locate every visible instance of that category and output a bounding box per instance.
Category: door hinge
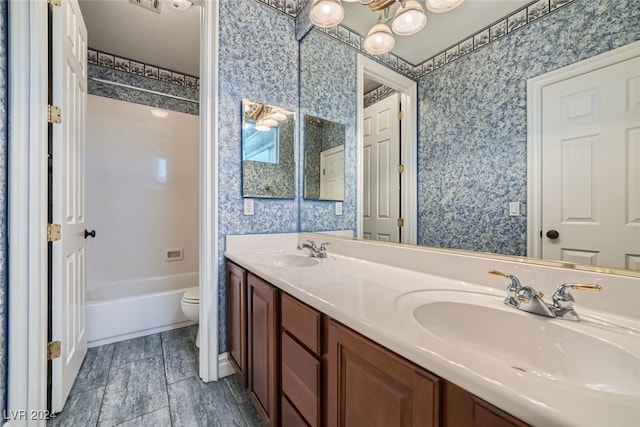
[397,164,404,174]
[397,218,404,227]
[48,0,61,6]
[397,111,404,120]
[48,105,62,124]
[47,223,62,242]
[47,341,61,360]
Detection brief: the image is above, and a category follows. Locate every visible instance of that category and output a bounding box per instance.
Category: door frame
[526,40,640,259]
[7,1,219,423]
[357,55,418,244]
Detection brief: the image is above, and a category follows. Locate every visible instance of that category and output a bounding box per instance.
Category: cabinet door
[227,261,247,386]
[247,274,280,427]
[442,381,529,427]
[327,320,440,427]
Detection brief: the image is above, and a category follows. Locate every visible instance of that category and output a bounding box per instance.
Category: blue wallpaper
[217,0,299,352]
[417,0,640,255]
[299,29,357,233]
[0,0,6,415]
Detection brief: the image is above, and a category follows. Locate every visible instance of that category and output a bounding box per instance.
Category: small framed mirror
[303,115,346,201]
[242,99,295,199]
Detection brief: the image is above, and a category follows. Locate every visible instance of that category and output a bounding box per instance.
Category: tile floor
[48,325,263,427]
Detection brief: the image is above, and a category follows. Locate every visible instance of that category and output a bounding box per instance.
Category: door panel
[541,55,640,269]
[363,93,400,242]
[51,0,88,412]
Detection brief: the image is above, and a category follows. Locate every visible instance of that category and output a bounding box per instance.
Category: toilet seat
[182,287,200,303]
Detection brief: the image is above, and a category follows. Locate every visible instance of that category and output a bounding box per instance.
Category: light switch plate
[509,202,520,216]
[335,201,343,215]
[244,198,254,215]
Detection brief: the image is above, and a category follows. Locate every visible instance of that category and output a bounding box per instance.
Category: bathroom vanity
[225,233,640,427]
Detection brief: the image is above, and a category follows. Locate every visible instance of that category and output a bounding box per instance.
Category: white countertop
[225,233,640,427]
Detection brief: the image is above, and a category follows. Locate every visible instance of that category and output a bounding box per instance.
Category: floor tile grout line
[95,344,116,427]
[160,334,174,426]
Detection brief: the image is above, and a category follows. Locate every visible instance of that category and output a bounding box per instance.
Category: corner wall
[217,0,300,352]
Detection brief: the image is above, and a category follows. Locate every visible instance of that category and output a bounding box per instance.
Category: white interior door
[541,55,640,270]
[320,145,345,200]
[51,0,88,412]
[363,93,400,242]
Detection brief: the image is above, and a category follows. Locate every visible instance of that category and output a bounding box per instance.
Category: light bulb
[391,1,427,36]
[255,121,271,132]
[363,22,395,55]
[310,0,345,28]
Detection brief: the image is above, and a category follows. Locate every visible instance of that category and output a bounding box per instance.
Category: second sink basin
[403,290,640,397]
[252,252,320,268]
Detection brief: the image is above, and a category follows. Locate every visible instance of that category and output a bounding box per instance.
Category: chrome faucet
[489,270,602,321]
[297,240,330,258]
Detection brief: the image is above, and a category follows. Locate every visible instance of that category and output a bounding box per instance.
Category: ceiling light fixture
[171,0,193,12]
[310,0,464,55]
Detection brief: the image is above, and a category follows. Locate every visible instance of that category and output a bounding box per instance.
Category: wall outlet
[244,198,254,216]
[335,201,343,215]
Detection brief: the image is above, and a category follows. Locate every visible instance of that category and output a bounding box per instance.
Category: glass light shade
[262,117,278,127]
[310,0,345,28]
[391,1,427,36]
[255,121,271,132]
[270,111,287,121]
[425,0,464,13]
[363,22,395,55]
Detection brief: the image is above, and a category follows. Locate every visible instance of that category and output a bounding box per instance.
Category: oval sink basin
[407,291,640,397]
[253,253,320,268]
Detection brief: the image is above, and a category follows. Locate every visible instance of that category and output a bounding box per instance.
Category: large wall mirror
[242,99,295,199]
[303,115,346,201]
[297,6,639,276]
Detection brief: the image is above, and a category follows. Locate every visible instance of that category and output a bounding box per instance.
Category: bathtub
[87,272,197,347]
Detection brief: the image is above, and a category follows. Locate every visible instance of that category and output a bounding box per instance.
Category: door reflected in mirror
[242,99,295,199]
[303,115,346,201]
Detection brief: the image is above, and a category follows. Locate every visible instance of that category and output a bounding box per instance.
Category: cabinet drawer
[281,293,322,355]
[281,332,321,427]
[282,396,309,427]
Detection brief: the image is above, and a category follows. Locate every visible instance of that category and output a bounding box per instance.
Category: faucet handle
[306,240,317,250]
[488,270,522,292]
[552,283,602,309]
[319,242,330,251]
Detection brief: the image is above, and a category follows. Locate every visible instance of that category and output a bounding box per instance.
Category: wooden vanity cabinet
[247,273,280,427]
[227,261,247,386]
[327,320,441,427]
[226,259,530,427]
[442,382,530,427]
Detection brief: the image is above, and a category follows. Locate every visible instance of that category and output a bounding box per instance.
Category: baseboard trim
[217,352,236,378]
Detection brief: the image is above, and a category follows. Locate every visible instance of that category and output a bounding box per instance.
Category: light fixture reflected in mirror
[310,0,345,28]
[425,0,465,13]
[309,0,464,55]
[363,21,395,55]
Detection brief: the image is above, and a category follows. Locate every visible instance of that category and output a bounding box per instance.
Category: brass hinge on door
[47,223,62,242]
[48,0,61,7]
[47,341,61,360]
[48,105,62,124]
[397,111,404,120]
[397,218,404,227]
[397,164,404,174]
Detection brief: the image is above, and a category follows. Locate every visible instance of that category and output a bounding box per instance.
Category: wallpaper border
[290,0,578,80]
[88,48,200,89]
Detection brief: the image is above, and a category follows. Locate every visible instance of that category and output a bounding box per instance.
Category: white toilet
[181,287,200,348]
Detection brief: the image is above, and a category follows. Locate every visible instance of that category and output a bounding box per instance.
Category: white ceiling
[342,0,531,65]
[78,0,201,76]
[79,0,531,78]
